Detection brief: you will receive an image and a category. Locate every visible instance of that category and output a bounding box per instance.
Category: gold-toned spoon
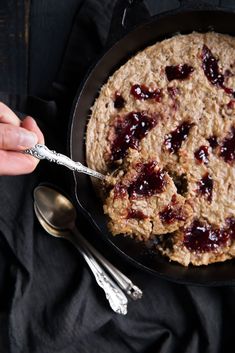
[34,186,143,312]
[24,144,105,180]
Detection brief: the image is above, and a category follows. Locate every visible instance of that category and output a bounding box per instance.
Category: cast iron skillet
[69,5,235,285]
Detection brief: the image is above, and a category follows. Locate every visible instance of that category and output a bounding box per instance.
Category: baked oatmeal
[86,32,235,266]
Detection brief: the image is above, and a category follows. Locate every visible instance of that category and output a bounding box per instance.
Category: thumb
[0,123,38,151]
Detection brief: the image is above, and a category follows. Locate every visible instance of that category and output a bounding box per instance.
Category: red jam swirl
[184,220,230,252]
[128,162,166,198]
[127,209,147,220]
[165,64,194,81]
[110,112,157,162]
[164,122,193,154]
[159,194,185,224]
[159,205,185,224]
[194,145,209,164]
[114,184,127,198]
[114,162,167,199]
[220,127,235,163]
[130,84,162,101]
[227,100,235,109]
[197,173,213,202]
[201,45,235,97]
[207,136,218,149]
[114,92,126,109]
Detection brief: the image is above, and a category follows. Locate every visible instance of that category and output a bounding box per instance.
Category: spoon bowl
[34,203,70,238]
[34,185,143,311]
[34,186,129,314]
[34,186,76,231]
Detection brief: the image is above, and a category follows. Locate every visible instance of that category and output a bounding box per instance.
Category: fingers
[0,103,46,175]
[0,102,21,126]
[0,117,44,175]
[0,123,38,151]
[0,150,38,175]
[21,116,45,144]
[0,115,45,152]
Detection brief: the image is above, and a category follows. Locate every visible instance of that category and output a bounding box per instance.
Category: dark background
[0,1,234,352]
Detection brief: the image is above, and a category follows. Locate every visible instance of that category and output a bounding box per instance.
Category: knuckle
[0,125,14,149]
[0,103,20,126]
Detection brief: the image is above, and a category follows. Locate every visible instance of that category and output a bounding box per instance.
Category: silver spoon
[34,185,142,300]
[34,186,143,312]
[34,204,128,315]
[34,202,128,315]
[24,144,105,180]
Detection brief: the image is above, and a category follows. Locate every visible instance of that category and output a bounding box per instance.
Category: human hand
[0,102,44,175]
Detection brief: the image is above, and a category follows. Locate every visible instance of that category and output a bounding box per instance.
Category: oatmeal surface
[86,32,235,266]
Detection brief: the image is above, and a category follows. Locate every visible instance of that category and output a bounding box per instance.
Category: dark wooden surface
[0,0,29,110]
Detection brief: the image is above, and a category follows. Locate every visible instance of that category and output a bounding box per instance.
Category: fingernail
[18,131,37,148]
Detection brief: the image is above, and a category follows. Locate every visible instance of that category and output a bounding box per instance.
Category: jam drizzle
[130,84,162,101]
[194,145,209,164]
[207,136,218,149]
[110,112,157,162]
[201,45,235,97]
[197,172,213,202]
[165,64,194,81]
[159,195,185,224]
[127,162,166,198]
[220,127,235,163]
[114,162,167,199]
[114,184,127,198]
[164,122,193,154]
[227,100,235,109]
[114,92,126,109]
[184,220,229,252]
[127,209,147,220]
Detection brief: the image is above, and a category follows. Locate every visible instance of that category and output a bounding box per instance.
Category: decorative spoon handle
[68,232,128,315]
[73,228,143,300]
[34,203,127,315]
[24,144,105,180]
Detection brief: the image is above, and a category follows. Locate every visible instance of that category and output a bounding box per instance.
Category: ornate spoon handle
[24,144,105,181]
[68,233,128,315]
[73,228,143,300]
